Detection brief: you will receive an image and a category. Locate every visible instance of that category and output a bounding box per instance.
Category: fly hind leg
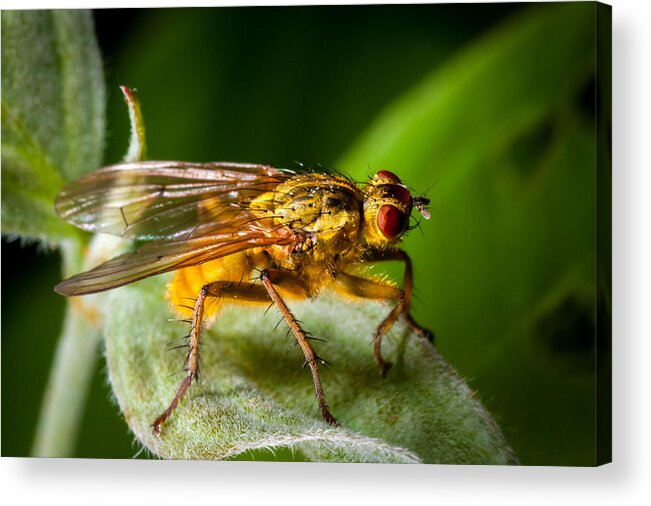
[152,280,271,436]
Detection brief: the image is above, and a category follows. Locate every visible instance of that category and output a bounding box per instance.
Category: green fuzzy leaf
[1,10,105,241]
[103,274,516,463]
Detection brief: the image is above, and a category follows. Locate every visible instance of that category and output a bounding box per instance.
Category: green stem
[32,240,101,457]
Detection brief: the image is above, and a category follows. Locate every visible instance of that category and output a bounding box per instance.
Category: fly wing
[54,230,294,296]
[55,161,291,240]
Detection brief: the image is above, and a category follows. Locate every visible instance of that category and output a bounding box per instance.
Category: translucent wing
[55,160,291,240]
[54,229,295,296]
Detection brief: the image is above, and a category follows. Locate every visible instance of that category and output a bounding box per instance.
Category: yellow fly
[55,161,432,434]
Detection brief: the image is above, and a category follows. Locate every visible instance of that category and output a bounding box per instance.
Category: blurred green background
[1,3,609,464]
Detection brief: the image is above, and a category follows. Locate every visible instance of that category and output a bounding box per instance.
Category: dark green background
[1,4,609,464]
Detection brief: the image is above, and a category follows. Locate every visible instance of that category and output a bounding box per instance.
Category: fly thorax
[252,174,361,243]
[250,173,363,270]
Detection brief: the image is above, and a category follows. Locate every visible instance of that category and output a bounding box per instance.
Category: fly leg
[331,273,403,377]
[152,280,271,436]
[260,269,339,426]
[333,249,432,378]
[370,249,434,343]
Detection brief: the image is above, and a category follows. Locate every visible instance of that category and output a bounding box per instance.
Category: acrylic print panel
[1,2,611,465]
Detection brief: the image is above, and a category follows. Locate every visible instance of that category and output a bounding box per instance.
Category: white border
[2,0,650,505]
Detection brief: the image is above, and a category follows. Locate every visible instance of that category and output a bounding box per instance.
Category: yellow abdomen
[167,252,251,319]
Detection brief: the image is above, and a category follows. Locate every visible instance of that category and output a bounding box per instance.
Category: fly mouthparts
[413,196,431,220]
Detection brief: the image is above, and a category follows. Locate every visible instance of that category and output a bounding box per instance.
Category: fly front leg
[334,249,433,378]
[332,272,402,378]
[152,280,271,436]
[366,248,434,342]
[260,269,339,426]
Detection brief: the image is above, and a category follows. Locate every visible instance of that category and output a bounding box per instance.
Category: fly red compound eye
[376,170,401,184]
[388,184,412,208]
[377,204,407,238]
